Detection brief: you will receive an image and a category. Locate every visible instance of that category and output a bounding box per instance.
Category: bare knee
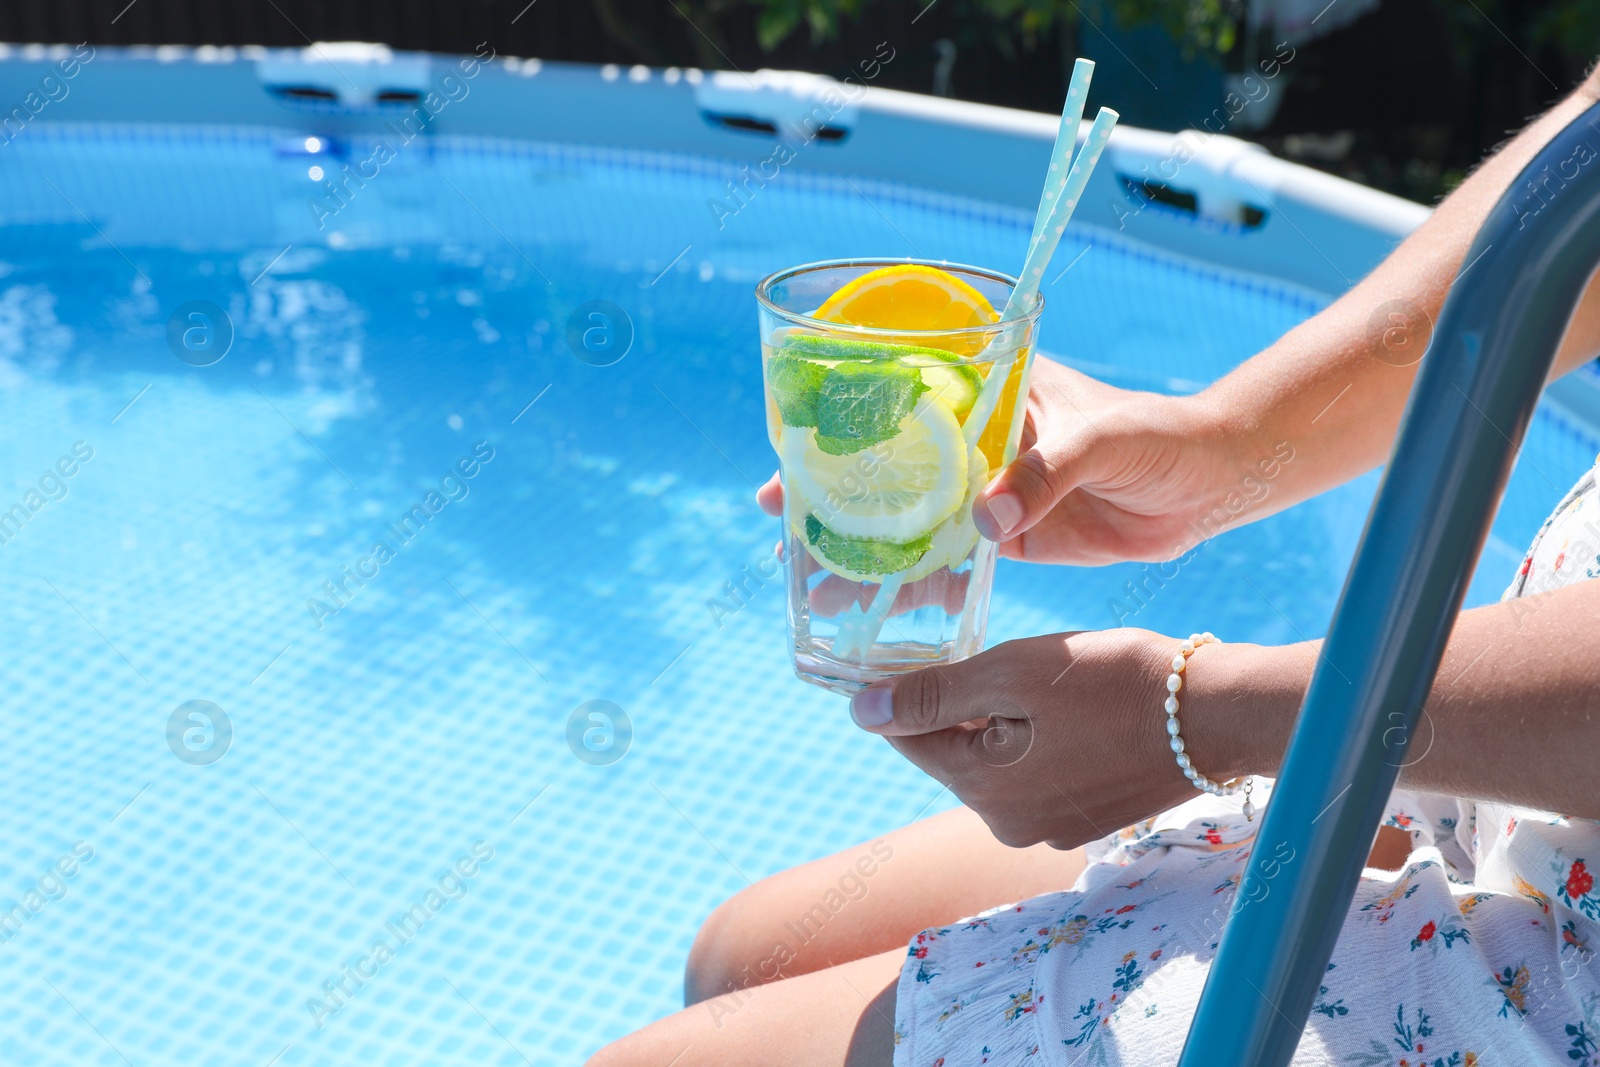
[684,894,749,1006]
[585,1031,660,1067]
[684,887,790,1007]
[584,1042,626,1067]
[588,1022,711,1067]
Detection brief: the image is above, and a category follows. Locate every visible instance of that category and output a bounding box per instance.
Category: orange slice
[814,265,998,355]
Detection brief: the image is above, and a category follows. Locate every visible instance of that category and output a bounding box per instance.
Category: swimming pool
[1,49,1597,1066]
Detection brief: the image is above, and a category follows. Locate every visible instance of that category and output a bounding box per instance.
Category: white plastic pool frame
[2,41,1596,420]
[0,41,1423,293]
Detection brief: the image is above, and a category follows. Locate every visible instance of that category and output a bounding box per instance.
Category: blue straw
[837,85,1122,666]
[1012,104,1119,313]
[1027,58,1095,253]
[965,104,1120,451]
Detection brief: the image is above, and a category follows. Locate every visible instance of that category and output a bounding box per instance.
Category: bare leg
[1368,825,1412,871]
[588,949,902,1067]
[683,805,1086,1005]
[680,805,1409,1008]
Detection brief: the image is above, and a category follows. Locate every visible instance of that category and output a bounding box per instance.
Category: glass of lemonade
[756,259,1043,695]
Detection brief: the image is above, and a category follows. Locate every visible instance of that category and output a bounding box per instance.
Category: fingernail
[850,686,894,729]
[975,491,1024,538]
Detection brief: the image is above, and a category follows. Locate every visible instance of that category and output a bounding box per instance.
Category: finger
[810,573,870,615]
[848,653,1004,736]
[991,492,1114,564]
[972,434,1094,543]
[756,471,784,516]
[970,360,1103,543]
[883,723,1040,844]
[882,723,985,787]
[810,565,966,618]
[890,567,969,616]
[791,539,824,581]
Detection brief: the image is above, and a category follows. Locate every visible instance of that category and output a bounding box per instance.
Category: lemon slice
[901,448,988,583]
[787,446,986,583]
[814,264,999,356]
[784,481,921,582]
[779,396,966,543]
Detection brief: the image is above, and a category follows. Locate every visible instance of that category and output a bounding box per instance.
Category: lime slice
[780,335,895,361]
[897,350,983,420]
[803,515,932,578]
[782,334,927,362]
[776,335,985,425]
[814,360,929,454]
[779,396,967,543]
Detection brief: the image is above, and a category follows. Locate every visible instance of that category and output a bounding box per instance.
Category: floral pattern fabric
[893,453,1600,1067]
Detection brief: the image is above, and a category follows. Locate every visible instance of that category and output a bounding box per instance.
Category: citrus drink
[755,260,1040,695]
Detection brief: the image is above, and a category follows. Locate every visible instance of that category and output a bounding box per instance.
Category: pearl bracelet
[1165,632,1256,822]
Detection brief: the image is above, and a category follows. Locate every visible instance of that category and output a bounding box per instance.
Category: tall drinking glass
[755,259,1043,695]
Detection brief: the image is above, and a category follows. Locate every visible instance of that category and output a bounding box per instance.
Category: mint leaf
[804,514,932,576]
[767,354,831,427]
[814,361,928,454]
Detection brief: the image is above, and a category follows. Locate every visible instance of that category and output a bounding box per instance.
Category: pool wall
[2,44,1598,1067]
[0,42,1427,296]
[7,41,1596,554]
[3,40,1596,543]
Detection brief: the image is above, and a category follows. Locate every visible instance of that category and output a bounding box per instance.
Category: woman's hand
[759,356,1263,566]
[845,630,1296,850]
[970,357,1242,564]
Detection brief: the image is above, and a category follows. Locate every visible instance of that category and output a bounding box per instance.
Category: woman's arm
[1197,69,1600,526]
[947,68,1600,564]
[835,73,1600,848]
[1181,577,1600,819]
[846,578,1600,850]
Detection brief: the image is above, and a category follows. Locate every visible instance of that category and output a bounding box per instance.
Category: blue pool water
[1,123,1595,1065]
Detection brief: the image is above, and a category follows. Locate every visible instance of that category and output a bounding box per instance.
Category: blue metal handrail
[1178,99,1600,1065]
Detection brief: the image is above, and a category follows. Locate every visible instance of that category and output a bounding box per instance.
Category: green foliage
[1108,0,1239,55]
[674,0,1600,76]
[731,0,1245,57]
[1413,0,1600,87]
[952,0,1075,55]
[1532,0,1600,47]
[751,0,865,50]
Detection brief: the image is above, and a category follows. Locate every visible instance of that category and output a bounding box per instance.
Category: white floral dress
[893,455,1600,1067]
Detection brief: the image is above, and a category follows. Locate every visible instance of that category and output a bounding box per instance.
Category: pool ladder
[1178,98,1600,1065]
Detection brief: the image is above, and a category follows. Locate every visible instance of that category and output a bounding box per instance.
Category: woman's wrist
[1176,639,1311,780]
[1154,391,1292,534]
[1156,390,1243,468]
